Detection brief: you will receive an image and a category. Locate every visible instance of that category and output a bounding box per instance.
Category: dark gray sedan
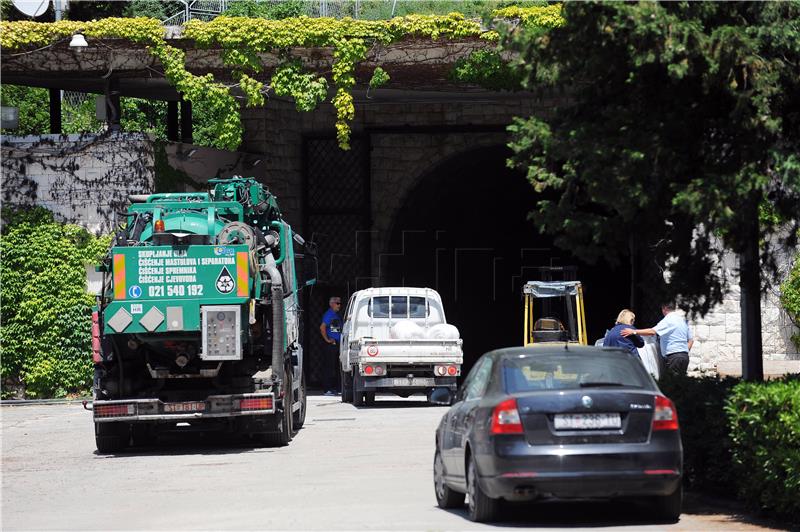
[432,346,683,522]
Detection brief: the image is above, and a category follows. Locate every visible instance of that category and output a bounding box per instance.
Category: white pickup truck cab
[339,287,463,406]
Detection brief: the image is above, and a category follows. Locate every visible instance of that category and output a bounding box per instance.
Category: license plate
[392,377,434,387]
[164,401,205,413]
[554,413,621,430]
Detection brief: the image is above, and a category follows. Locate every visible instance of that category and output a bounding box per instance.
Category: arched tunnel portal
[381,145,632,373]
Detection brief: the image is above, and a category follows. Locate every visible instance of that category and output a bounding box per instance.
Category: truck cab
[339,287,463,406]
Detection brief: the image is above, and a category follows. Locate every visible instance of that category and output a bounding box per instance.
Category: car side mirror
[428,387,452,406]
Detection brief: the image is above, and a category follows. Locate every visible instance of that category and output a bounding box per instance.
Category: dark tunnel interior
[382,145,633,373]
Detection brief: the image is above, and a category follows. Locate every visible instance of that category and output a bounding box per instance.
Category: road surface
[1,395,783,530]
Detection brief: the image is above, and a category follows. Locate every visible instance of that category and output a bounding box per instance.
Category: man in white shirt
[621,303,693,375]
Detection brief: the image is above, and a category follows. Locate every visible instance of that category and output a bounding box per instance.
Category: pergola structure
[1,27,499,142]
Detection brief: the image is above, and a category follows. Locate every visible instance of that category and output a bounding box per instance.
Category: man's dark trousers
[665,352,689,375]
[322,342,339,392]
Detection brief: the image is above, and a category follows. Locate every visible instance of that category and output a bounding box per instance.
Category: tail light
[95,403,135,418]
[435,365,460,376]
[491,398,523,434]
[154,219,165,233]
[652,395,679,431]
[364,365,374,375]
[373,365,385,376]
[240,397,273,411]
[91,311,102,364]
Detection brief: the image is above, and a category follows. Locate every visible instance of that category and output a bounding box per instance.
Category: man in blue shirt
[319,296,342,396]
[622,303,693,374]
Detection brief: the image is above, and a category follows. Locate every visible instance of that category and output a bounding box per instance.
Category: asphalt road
[1,395,783,531]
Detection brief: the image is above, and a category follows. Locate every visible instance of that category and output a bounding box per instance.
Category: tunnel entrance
[382,146,632,372]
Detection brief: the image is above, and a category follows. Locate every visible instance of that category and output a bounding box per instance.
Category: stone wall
[1,132,272,232]
[1,131,154,233]
[689,253,799,373]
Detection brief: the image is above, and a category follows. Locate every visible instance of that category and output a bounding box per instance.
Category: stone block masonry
[2,131,155,233]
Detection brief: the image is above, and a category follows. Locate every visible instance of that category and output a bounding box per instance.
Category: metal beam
[48,88,61,134]
[180,99,193,144]
[167,101,179,141]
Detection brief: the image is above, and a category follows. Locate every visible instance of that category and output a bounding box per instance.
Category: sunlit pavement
[1,396,782,530]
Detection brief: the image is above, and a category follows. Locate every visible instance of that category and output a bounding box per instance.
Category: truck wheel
[256,365,293,447]
[341,370,353,403]
[131,423,157,447]
[293,370,307,430]
[95,422,128,454]
[364,391,375,406]
[352,368,363,406]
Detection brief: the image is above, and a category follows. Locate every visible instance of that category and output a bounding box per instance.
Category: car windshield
[501,352,652,393]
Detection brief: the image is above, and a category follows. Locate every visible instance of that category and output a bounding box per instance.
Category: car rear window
[368,296,430,318]
[502,352,652,393]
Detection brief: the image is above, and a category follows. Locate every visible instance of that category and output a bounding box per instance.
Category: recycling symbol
[215,267,235,294]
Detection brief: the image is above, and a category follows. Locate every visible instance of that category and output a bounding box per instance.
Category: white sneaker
[323,390,335,396]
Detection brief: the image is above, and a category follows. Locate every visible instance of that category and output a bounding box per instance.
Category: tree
[502,2,800,379]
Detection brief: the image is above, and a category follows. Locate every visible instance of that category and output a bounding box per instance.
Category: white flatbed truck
[339,287,463,406]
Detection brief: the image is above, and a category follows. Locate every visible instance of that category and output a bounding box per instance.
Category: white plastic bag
[425,323,460,340]
[390,320,425,339]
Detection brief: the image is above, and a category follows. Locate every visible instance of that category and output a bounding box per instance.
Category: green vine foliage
[450,49,523,90]
[0,208,110,398]
[271,61,328,112]
[1,8,563,150]
[780,249,800,351]
[369,66,390,89]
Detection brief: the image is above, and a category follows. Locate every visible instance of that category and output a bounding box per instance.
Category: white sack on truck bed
[390,320,425,339]
[426,323,460,340]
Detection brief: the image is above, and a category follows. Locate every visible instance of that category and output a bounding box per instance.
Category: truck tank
[91,177,314,452]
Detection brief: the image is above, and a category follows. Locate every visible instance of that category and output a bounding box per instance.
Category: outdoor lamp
[69,33,88,51]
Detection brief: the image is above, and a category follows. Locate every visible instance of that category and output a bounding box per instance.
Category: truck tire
[352,367,363,406]
[341,369,353,403]
[364,391,375,406]
[131,423,157,447]
[256,364,293,447]
[293,370,307,430]
[95,422,128,453]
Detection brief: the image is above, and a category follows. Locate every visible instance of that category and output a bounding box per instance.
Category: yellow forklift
[523,280,588,346]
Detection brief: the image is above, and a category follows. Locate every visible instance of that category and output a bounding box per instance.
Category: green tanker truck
[90,177,314,452]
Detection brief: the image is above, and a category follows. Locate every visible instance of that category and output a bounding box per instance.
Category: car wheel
[467,455,498,522]
[433,447,465,509]
[652,484,682,522]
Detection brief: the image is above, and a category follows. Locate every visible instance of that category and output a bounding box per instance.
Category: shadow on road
[441,499,678,528]
[92,428,305,458]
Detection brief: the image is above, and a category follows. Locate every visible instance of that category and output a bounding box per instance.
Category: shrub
[658,373,739,495]
[0,207,109,398]
[726,377,800,522]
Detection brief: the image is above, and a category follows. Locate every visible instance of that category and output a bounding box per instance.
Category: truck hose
[263,253,285,387]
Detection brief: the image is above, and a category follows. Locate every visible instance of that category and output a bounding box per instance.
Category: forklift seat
[532,317,568,342]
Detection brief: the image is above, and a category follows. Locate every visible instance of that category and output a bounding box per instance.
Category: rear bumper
[476,434,682,501]
[360,376,457,390]
[481,471,681,501]
[93,393,276,423]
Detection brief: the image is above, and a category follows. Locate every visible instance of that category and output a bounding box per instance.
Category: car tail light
[435,365,447,376]
[491,398,523,434]
[652,395,679,431]
[95,403,135,418]
[447,365,458,376]
[364,365,374,375]
[374,365,385,376]
[240,397,273,411]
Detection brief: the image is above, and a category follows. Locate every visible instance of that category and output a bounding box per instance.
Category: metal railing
[162,0,407,24]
